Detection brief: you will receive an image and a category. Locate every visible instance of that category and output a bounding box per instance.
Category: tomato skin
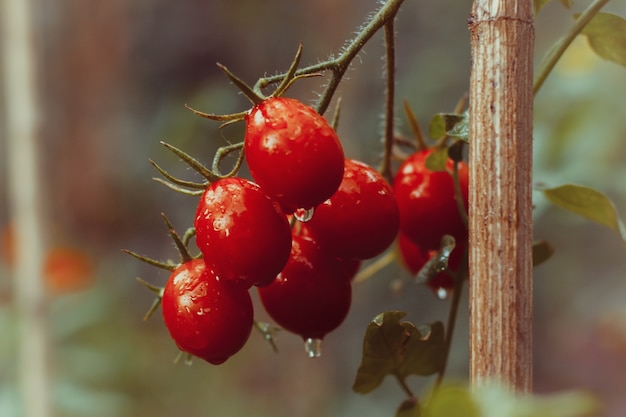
[194,177,292,288]
[244,97,345,213]
[161,259,253,365]
[393,149,469,251]
[397,233,465,292]
[257,233,352,340]
[306,159,399,260]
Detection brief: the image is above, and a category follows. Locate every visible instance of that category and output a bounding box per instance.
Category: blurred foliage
[1,0,626,416]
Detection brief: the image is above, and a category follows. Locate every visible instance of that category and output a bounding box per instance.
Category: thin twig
[533,0,611,95]
[380,20,397,182]
[255,0,406,115]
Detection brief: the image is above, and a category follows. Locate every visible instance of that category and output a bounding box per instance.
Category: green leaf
[352,312,445,394]
[532,240,555,267]
[540,184,626,243]
[424,383,598,417]
[428,113,466,141]
[424,147,449,172]
[424,384,480,417]
[447,110,469,142]
[474,383,599,417]
[534,0,551,14]
[579,12,626,68]
[535,0,571,14]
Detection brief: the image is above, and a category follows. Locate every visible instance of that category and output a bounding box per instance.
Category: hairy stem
[533,0,610,95]
[256,0,405,114]
[380,20,397,182]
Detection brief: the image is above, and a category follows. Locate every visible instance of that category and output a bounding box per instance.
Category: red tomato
[194,177,292,288]
[397,233,465,293]
[258,233,352,341]
[161,259,253,365]
[305,159,399,260]
[244,97,345,213]
[393,149,468,250]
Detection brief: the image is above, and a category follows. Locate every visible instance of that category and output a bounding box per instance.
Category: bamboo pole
[467,0,534,392]
[2,0,51,415]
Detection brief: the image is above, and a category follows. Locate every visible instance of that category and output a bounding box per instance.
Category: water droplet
[436,287,449,300]
[304,337,322,358]
[294,207,315,223]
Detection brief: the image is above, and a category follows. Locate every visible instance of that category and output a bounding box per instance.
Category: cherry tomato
[161,259,253,365]
[244,97,345,213]
[397,233,465,293]
[194,177,292,288]
[305,159,399,260]
[258,232,352,341]
[393,148,468,250]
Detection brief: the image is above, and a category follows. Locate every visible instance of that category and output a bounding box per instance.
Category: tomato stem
[254,0,405,115]
[451,156,468,228]
[533,0,610,95]
[161,213,193,264]
[160,141,219,183]
[403,100,428,151]
[123,249,175,271]
[212,142,245,178]
[432,245,468,392]
[394,374,416,400]
[149,159,208,190]
[380,20,397,183]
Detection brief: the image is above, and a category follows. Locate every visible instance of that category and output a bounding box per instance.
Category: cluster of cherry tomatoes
[136,94,468,365]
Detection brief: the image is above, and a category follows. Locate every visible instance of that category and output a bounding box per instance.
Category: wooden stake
[2,0,51,415]
[468,0,534,392]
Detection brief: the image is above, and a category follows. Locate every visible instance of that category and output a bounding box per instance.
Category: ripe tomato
[194,177,292,288]
[244,97,345,213]
[393,148,468,251]
[257,232,352,341]
[397,233,465,293]
[305,159,399,260]
[161,259,253,365]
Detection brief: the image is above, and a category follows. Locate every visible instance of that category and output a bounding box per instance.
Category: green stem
[451,159,468,228]
[256,0,405,115]
[380,20,397,182]
[433,248,468,391]
[395,374,416,399]
[533,0,611,95]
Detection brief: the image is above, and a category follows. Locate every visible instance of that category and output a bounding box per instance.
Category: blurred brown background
[1,0,626,416]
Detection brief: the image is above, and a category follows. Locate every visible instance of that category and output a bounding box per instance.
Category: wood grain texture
[468,0,534,392]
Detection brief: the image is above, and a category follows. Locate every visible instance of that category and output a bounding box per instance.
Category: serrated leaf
[352,312,445,394]
[541,184,626,243]
[532,240,555,267]
[424,147,449,172]
[579,12,626,68]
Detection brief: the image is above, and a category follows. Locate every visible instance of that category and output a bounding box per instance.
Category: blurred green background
[1,0,625,416]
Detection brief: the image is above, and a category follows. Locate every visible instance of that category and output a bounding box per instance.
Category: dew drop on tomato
[304,337,323,358]
[436,287,449,300]
[294,207,315,223]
